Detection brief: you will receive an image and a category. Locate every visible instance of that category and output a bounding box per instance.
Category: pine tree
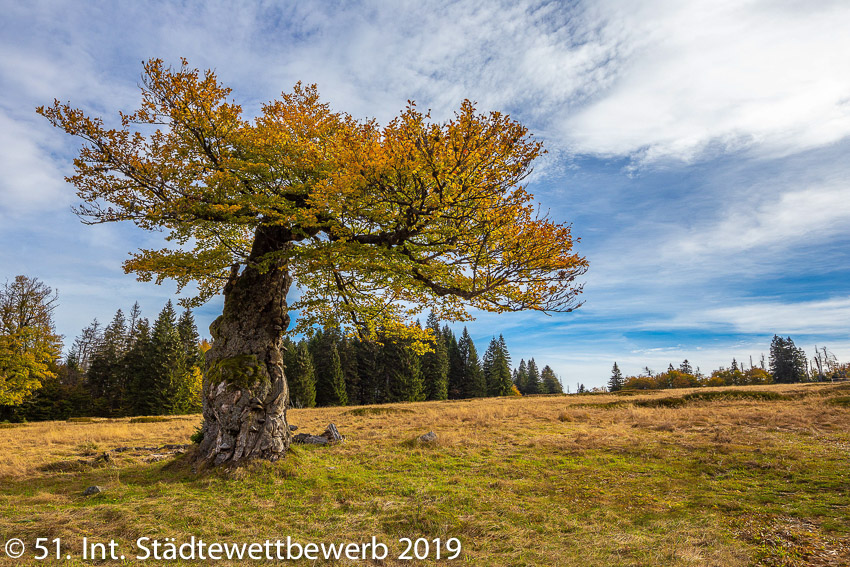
[172,308,203,414]
[126,318,154,415]
[148,301,182,415]
[316,343,347,406]
[86,309,128,415]
[541,365,563,394]
[608,362,623,392]
[769,335,807,384]
[679,359,693,375]
[382,339,425,402]
[421,312,449,401]
[444,326,464,399]
[338,337,361,406]
[355,338,382,405]
[514,359,529,394]
[483,335,513,396]
[286,340,317,408]
[458,328,486,397]
[525,358,541,395]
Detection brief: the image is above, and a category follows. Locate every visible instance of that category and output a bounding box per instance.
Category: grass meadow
[1,383,849,565]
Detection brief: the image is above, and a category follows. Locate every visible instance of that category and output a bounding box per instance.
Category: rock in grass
[288,424,298,431]
[83,486,102,496]
[292,433,328,445]
[418,431,438,443]
[320,423,345,443]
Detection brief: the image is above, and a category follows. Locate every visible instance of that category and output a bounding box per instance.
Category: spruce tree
[514,359,529,394]
[355,338,382,405]
[126,318,153,415]
[338,337,361,406]
[172,308,203,414]
[87,309,128,415]
[421,312,449,401]
[316,344,348,406]
[483,336,513,396]
[525,358,541,395]
[769,335,807,384]
[286,341,317,408]
[608,362,623,392]
[458,328,486,398]
[444,326,464,399]
[382,339,425,402]
[541,365,563,394]
[148,301,181,415]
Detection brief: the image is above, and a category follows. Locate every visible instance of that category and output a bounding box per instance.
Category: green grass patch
[345,406,414,416]
[828,395,850,407]
[682,390,787,402]
[129,416,173,423]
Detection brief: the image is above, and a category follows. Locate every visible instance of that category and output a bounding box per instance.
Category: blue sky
[2,0,850,389]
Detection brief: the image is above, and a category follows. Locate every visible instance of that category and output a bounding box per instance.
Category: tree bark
[194,226,293,467]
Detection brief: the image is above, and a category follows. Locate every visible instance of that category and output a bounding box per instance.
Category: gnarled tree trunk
[195,226,293,467]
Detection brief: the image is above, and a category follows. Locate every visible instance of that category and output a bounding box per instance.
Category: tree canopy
[39,58,588,344]
[0,276,62,405]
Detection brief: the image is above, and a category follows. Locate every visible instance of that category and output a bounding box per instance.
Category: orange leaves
[40,58,588,339]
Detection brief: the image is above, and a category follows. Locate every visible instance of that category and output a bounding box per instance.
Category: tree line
[607,335,848,392]
[0,277,204,422]
[284,312,563,408]
[1,275,567,421]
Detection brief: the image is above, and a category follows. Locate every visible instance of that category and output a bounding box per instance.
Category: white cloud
[674,181,850,259]
[688,296,850,335]
[564,0,850,162]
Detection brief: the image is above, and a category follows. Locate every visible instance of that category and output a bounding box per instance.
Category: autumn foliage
[38,58,588,344]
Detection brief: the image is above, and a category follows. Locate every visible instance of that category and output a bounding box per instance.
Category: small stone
[288,424,298,431]
[418,431,438,443]
[320,423,345,443]
[83,486,102,496]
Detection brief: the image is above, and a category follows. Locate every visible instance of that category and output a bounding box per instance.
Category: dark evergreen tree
[540,365,563,394]
[148,301,181,414]
[127,318,154,415]
[285,340,317,408]
[355,338,382,405]
[769,335,807,384]
[86,309,128,415]
[458,328,486,397]
[172,308,203,414]
[679,359,693,375]
[514,359,529,394]
[316,343,347,406]
[525,358,541,395]
[382,339,425,402]
[338,336,361,406]
[444,326,464,399]
[483,335,513,396]
[421,313,449,400]
[608,362,623,392]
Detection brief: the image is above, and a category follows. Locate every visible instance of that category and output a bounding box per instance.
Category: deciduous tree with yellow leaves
[39,59,587,467]
[0,276,62,406]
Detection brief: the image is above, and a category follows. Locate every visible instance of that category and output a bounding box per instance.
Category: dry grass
[0,382,848,566]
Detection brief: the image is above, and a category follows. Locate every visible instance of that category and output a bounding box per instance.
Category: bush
[190,426,204,444]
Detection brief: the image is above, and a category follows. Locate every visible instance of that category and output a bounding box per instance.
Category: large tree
[39,59,588,467]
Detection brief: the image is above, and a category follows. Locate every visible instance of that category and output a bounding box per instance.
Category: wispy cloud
[2,0,850,388]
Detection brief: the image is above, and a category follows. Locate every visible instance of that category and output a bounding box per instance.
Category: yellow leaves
[41,58,588,340]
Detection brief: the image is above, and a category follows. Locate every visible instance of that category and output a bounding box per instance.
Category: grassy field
[1,383,849,566]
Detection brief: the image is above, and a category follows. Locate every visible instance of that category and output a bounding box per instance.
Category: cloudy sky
[2,0,850,388]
